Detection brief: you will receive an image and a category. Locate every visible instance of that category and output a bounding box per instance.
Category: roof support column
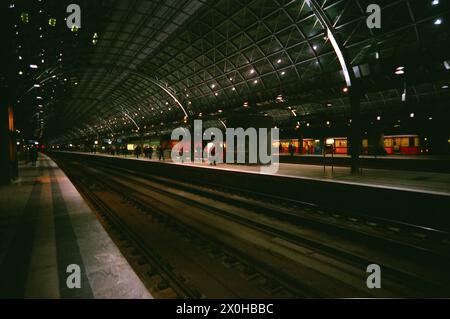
[306,0,361,173]
[0,103,17,185]
[349,84,362,174]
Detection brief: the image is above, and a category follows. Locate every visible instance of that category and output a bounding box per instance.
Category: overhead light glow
[21,12,29,23]
[434,18,442,25]
[29,64,38,69]
[432,0,439,5]
[92,33,99,45]
[395,66,405,75]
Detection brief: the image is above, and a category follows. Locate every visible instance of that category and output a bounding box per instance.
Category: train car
[332,137,348,155]
[383,135,421,155]
[289,135,423,156]
[275,139,301,154]
[302,139,322,155]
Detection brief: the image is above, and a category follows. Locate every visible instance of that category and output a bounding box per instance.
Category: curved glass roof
[3,0,449,143]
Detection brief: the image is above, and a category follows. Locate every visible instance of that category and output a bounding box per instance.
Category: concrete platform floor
[0,154,152,299]
[76,152,450,196]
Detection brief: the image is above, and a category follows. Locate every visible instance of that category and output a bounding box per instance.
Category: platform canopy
[3,0,449,143]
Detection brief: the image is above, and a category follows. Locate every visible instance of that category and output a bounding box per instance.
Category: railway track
[52,155,450,298]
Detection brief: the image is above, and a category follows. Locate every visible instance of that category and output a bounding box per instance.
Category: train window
[384,138,393,147]
[400,138,409,147]
[362,139,369,148]
[335,139,347,147]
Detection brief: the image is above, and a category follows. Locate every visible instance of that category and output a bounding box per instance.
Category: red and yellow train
[276,135,425,156]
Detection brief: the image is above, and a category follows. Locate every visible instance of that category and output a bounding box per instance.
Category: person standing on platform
[158,144,165,161]
[288,143,295,157]
[206,138,217,166]
[135,145,142,158]
[30,146,38,167]
[148,146,154,159]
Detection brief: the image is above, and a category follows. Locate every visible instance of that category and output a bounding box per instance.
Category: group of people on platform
[133,145,165,160]
[102,145,165,160]
[97,142,218,165]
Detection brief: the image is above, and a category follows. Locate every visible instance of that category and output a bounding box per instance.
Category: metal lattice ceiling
[3,0,449,143]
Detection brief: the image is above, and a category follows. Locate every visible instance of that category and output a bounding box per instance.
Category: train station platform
[189,161,450,196]
[0,154,152,299]
[70,152,450,196]
[278,154,450,174]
